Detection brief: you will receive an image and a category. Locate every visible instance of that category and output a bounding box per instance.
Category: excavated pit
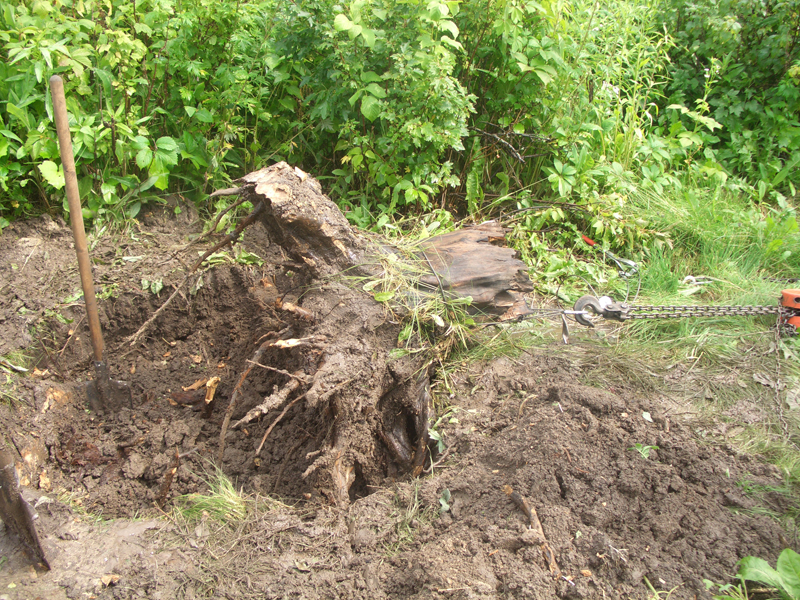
[0,175,796,599]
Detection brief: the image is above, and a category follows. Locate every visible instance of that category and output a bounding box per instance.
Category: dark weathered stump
[419,222,533,318]
[218,163,533,505]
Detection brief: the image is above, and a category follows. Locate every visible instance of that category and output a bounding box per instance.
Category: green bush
[657,0,800,197]
[0,0,275,223]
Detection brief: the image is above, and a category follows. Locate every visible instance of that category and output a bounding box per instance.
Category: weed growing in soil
[644,576,681,599]
[630,443,659,459]
[703,577,749,600]
[384,482,436,555]
[735,478,800,538]
[174,468,247,524]
[57,489,109,525]
[348,234,478,361]
[1,350,32,372]
[438,489,451,515]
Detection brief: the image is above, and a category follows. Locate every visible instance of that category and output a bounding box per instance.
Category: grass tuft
[173,468,248,523]
[382,481,436,555]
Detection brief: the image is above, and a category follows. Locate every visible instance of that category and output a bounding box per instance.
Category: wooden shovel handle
[49,75,104,362]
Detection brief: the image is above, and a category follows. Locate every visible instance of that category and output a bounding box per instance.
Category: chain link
[620,304,798,336]
[627,305,782,319]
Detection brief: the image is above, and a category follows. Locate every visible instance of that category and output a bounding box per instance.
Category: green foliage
[657,0,800,195]
[737,548,800,600]
[262,0,474,217]
[174,467,247,523]
[0,0,275,222]
[438,488,451,514]
[0,0,797,317]
[630,443,659,459]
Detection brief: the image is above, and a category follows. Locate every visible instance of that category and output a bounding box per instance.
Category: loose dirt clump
[0,187,796,599]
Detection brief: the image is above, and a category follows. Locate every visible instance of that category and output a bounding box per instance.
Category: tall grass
[569,183,800,495]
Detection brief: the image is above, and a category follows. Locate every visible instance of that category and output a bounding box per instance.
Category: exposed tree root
[176,162,535,504]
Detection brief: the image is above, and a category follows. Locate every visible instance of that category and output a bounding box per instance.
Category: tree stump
[218,162,533,505]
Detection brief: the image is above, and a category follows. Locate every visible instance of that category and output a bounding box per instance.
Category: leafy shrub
[657,0,800,196]
[0,0,275,223]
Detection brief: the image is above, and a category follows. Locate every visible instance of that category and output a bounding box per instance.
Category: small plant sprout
[428,407,460,453]
[703,578,749,600]
[630,443,659,459]
[644,577,680,599]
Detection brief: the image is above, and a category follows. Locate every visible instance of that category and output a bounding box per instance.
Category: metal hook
[572,295,604,327]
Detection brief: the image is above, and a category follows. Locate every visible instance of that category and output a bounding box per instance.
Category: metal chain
[620,304,798,336]
[627,305,782,319]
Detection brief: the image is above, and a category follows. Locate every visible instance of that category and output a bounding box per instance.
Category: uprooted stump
[215,162,533,505]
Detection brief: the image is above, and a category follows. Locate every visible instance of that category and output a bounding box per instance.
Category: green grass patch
[173,468,248,524]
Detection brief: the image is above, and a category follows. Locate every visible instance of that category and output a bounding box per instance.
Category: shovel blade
[85,361,132,412]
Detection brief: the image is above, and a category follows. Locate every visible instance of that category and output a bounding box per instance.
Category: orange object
[781,289,800,332]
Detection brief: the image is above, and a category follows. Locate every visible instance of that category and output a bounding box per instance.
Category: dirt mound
[0,210,795,599]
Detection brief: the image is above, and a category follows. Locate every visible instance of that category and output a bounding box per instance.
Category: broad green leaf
[364,83,386,98]
[333,14,352,31]
[38,160,65,189]
[184,106,196,117]
[360,95,381,122]
[6,102,28,125]
[667,104,689,114]
[428,2,447,20]
[1,130,23,143]
[153,172,169,190]
[41,47,53,68]
[373,291,394,302]
[126,201,141,219]
[94,69,114,104]
[738,556,785,591]
[372,7,387,20]
[155,148,178,167]
[360,27,375,48]
[758,180,768,200]
[194,108,214,123]
[440,36,463,50]
[150,279,164,295]
[777,549,800,599]
[136,148,153,169]
[349,90,363,107]
[361,71,382,83]
[534,68,553,84]
[772,156,800,186]
[133,22,153,36]
[440,20,459,38]
[156,137,178,153]
[131,136,149,151]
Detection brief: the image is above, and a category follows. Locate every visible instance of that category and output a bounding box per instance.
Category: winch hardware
[569,289,800,337]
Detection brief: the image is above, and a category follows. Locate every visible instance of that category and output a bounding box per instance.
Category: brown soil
[0,207,795,600]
